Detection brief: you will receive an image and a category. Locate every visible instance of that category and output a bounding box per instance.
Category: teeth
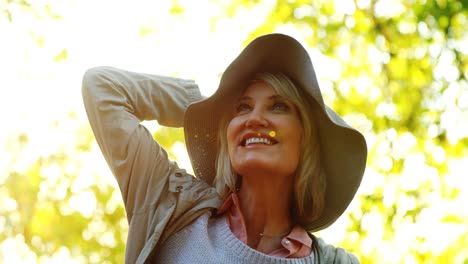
[245,137,273,146]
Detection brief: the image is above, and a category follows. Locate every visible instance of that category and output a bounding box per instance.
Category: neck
[237,173,294,252]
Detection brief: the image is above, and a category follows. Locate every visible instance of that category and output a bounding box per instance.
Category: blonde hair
[214,72,326,225]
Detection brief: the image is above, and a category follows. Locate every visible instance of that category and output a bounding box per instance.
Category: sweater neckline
[212,214,316,263]
[217,192,312,257]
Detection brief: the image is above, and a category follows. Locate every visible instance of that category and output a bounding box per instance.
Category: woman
[82,34,367,263]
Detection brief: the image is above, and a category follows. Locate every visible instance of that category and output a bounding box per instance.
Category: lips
[240,132,278,146]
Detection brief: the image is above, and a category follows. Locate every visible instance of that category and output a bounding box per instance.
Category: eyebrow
[237,95,285,101]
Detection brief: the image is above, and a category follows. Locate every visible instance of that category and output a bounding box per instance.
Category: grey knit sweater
[152,213,359,264]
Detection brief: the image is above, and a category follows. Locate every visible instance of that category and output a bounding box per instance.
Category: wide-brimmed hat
[184,33,367,232]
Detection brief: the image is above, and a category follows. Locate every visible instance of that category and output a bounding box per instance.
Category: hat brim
[184,33,367,231]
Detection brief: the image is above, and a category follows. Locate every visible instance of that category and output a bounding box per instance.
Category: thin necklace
[259,230,290,238]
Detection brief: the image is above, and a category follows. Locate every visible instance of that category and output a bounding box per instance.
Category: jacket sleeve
[81,66,202,217]
[316,237,360,264]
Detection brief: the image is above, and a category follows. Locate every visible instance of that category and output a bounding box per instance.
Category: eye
[235,102,252,114]
[271,101,290,112]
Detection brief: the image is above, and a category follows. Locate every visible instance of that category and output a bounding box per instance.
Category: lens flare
[269,130,276,138]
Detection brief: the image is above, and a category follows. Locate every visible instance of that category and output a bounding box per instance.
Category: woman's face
[227,81,303,179]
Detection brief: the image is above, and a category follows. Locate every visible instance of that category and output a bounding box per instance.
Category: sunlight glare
[0,235,37,263]
[374,0,405,18]
[68,190,97,218]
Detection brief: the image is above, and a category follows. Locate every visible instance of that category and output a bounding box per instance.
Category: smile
[245,137,274,146]
[240,132,279,146]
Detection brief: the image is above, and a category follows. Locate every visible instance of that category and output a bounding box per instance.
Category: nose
[245,108,268,128]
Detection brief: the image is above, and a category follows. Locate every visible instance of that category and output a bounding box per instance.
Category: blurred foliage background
[1,0,468,263]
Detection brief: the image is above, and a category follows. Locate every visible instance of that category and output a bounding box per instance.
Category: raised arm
[81,66,202,216]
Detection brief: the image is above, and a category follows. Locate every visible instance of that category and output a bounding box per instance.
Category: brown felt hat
[184,33,367,231]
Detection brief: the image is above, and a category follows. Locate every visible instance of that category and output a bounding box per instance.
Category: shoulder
[314,236,360,264]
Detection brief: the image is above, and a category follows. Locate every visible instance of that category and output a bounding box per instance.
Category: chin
[233,160,294,178]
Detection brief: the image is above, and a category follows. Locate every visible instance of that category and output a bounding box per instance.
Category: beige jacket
[82,66,360,264]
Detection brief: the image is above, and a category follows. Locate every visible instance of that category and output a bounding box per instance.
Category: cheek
[289,122,304,157]
[226,118,240,152]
